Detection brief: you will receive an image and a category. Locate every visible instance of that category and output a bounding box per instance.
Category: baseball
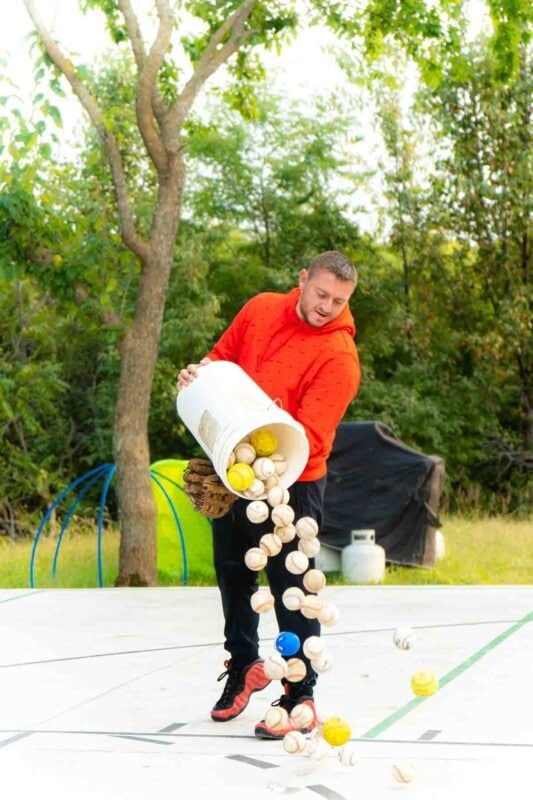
[295,516,319,540]
[259,532,283,557]
[264,474,279,490]
[234,442,256,464]
[298,537,321,558]
[282,586,305,611]
[311,649,334,674]
[302,635,325,659]
[246,499,270,524]
[306,734,331,761]
[338,746,360,767]
[290,702,316,731]
[266,485,290,507]
[286,657,307,683]
[285,550,309,575]
[393,626,417,650]
[264,706,290,731]
[392,761,416,783]
[322,716,351,746]
[411,670,439,697]
[275,523,297,543]
[263,651,289,680]
[317,602,340,627]
[300,594,323,619]
[282,729,307,754]
[253,457,275,480]
[226,451,236,469]
[250,428,278,457]
[226,462,255,492]
[271,453,288,476]
[244,547,268,571]
[271,503,295,527]
[250,589,275,613]
[243,478,265,499]
[303,568,326,593]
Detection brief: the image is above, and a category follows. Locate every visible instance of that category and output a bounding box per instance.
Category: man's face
[296,268,355,328]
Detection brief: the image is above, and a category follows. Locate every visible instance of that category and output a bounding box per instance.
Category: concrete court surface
[0,585,531,800]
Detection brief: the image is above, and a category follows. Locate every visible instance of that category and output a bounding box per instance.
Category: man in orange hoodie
[177,250,360,738]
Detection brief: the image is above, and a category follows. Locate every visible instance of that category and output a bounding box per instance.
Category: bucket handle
[268,398,284,410]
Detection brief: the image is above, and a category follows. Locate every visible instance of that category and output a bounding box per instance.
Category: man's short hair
[308,250,357,285]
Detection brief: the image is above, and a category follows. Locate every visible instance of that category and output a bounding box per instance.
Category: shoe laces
[216,659,241,702]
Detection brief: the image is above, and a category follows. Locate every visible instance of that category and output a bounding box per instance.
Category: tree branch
[171,0,258,132]
[21,0,150,262]
[118,0,170,171]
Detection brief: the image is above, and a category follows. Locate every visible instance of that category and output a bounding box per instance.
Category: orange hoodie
[207,287,360,481]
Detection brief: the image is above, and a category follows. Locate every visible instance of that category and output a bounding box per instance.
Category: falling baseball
[259,532,283,556]
[317,602,340,627]
[264,474,279,490]
[290,702,316,730]
[264,706,290,731]
[295,516,319,540]
[303,569,326,593]
[253,457,275,480]
[275,523,297,543]
[266,485,290,507]
[285,550,309,575]
[298,537,321,558]
[263,651,289,680]
[286,657,307,683]
[282,586,305,611]
[250,589,275,613]
[310,649,334,674]
[246,500,270,524]
[270,453,288,476]
[392,761,416,783]
[302,635,325,660]
[234,442,256,464]
[271,504,295,527]
[244,547,268,571]
[393,626,418,650]
[300,594,323,619]
[283,729,307,754]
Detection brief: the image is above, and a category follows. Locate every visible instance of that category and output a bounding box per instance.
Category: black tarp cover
[322,421,445,567]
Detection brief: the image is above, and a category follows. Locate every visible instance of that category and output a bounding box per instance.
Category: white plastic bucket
[176,361,310,499]
[341,529,385,584]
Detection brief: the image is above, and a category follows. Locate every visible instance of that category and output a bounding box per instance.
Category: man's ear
[298,269,309,289]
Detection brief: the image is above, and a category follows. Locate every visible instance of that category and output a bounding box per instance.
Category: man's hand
[176,357,211,391]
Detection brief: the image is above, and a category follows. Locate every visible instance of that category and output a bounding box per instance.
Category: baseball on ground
[283,730,307,754]
[392,761,416,783]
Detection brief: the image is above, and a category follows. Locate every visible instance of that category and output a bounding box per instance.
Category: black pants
[212,477,327,683]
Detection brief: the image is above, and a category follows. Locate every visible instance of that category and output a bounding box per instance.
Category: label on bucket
[198,409,221,453]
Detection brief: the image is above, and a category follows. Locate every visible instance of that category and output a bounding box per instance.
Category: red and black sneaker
[254,694,317,740]
[211,658,271,722]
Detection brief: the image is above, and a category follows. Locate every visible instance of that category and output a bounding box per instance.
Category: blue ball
[275,631,300,657]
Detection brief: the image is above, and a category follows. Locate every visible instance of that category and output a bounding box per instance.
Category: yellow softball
[226,462,255,492]
[411,670,439,697]
[250,428,278,457]
[321,716,352,747]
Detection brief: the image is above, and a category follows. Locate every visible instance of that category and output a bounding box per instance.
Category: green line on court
[0,590,44,604]
[361,611,532,740]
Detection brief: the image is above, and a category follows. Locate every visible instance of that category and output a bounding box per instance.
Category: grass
[1,514,531,589]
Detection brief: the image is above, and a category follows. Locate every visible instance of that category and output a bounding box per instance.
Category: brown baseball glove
[182,458,237,519]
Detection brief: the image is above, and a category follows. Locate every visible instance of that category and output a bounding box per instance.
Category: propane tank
[341,529,385,584]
